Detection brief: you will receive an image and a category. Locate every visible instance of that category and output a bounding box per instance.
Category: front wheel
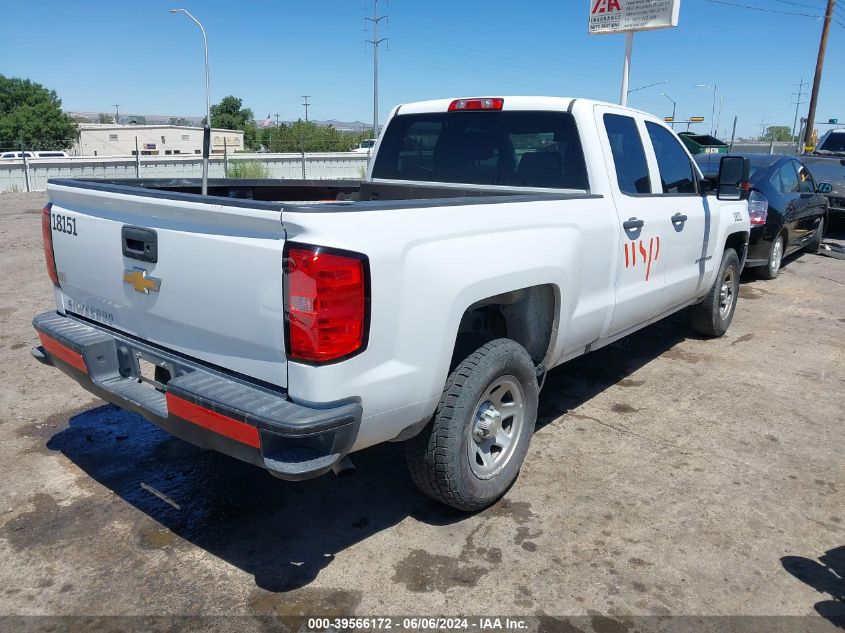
[404,339,538,511]
[689,247,740,338]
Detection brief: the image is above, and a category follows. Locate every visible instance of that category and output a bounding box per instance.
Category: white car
[33,96,750,510]
[0,151,35,160]
[352,138,377,153]
[1,150,69,159]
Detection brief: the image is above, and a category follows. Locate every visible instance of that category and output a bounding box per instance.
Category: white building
[72,124,245,157]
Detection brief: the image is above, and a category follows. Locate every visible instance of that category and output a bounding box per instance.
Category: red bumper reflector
[38,332,87,373]
[166,393,261,448]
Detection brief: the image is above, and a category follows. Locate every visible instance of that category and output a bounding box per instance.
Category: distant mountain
[66,111,204,126]
[67,111,373,132]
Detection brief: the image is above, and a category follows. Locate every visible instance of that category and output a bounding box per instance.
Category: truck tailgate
[46,182,287,388]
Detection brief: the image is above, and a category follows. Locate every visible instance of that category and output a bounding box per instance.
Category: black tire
[405,339,538,512]
[756,234,784,280]
[689,247,740,338]
[806,217,825,253]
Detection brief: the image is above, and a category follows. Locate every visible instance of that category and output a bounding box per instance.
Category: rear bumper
[32,311,361,481]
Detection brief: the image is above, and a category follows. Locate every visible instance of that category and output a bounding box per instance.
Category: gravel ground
[0,191,842,628]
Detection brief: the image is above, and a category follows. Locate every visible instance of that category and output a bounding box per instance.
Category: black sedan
[696,154,829,279]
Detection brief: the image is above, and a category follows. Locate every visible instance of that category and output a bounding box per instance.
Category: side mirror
[818,182,833,194]
[716,156,751,201]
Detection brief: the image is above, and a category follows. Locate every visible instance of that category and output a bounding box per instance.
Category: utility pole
[791,77,806,145]
[302,96,311,124]
[729,116,738,153]
[365,0,388,138]
[803,0,836,151]
[113,104,120,125]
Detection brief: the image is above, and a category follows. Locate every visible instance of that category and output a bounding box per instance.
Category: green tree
[210,95,258,150]
[168,117,191,126]
[260,120,372,153]
[0,74,79,150]
[763,125,793,142]
[97,113,114,124]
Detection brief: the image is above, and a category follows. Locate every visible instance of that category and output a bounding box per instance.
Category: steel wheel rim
[770,238,783,276]
[467,375,525,480]
[719,267,736,320]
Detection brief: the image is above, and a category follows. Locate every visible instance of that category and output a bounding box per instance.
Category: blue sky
[2,0,843,138]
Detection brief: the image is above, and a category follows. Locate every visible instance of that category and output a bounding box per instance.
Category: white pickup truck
[33,97,751,511]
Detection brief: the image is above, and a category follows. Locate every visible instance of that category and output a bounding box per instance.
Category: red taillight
[748,190,768,226]
[41,204,59,287]
[448,98,504,112]
[286,246,367,363]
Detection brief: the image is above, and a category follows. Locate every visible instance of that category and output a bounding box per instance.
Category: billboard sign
[589,0,681,34]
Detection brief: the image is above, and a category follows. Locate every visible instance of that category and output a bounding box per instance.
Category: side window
[645,122,697,194]
[796,162,815,194]
[777,162,800,194]
[603,114,651,194]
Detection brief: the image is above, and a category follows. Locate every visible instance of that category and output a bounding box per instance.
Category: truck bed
[55,177,580,205]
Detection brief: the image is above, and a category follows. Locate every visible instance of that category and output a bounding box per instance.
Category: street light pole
[695,84,723,138]
[661,92,677,128]
[170,8,210,195]
[619,32,634,107]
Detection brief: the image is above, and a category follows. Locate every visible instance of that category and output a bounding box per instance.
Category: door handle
[671,213,688,224]
[122,225,158,263]
[623,217,644,230]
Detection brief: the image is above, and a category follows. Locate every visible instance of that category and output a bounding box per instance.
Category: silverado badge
[123,268,161,294]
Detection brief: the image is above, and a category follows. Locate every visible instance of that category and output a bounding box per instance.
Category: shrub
[226,160,269,179]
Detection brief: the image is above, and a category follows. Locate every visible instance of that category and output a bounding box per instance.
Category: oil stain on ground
[392,549,488,593]
[663,347,704,364]
[249,586,362,616]
[483,499,535,525]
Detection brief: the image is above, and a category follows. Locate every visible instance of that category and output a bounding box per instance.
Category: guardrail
[0,152,370,193]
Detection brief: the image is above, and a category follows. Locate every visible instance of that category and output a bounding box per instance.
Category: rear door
[794,161,826,241]
[595,107,670,337]
[47,183,288,387]
[773,161,804,250]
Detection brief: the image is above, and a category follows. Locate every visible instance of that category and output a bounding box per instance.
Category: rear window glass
[371,111,589,190]
[819,132,845,153]
[603,114,651,194]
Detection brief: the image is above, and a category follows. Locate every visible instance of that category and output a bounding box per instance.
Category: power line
[706,0,825,17]
[773,0,827,9]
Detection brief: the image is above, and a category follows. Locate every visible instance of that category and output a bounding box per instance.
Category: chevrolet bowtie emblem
[123,268,161,294]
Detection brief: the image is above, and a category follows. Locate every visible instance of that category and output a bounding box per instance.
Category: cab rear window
[372,111,589,190]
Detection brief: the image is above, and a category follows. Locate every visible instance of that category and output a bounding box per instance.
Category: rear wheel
[405,339,538,511]
[689,247,740,338]
[806,217,825,253]
[757,234,784,280]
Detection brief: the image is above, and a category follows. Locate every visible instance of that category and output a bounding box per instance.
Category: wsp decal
[624,236,660,282]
